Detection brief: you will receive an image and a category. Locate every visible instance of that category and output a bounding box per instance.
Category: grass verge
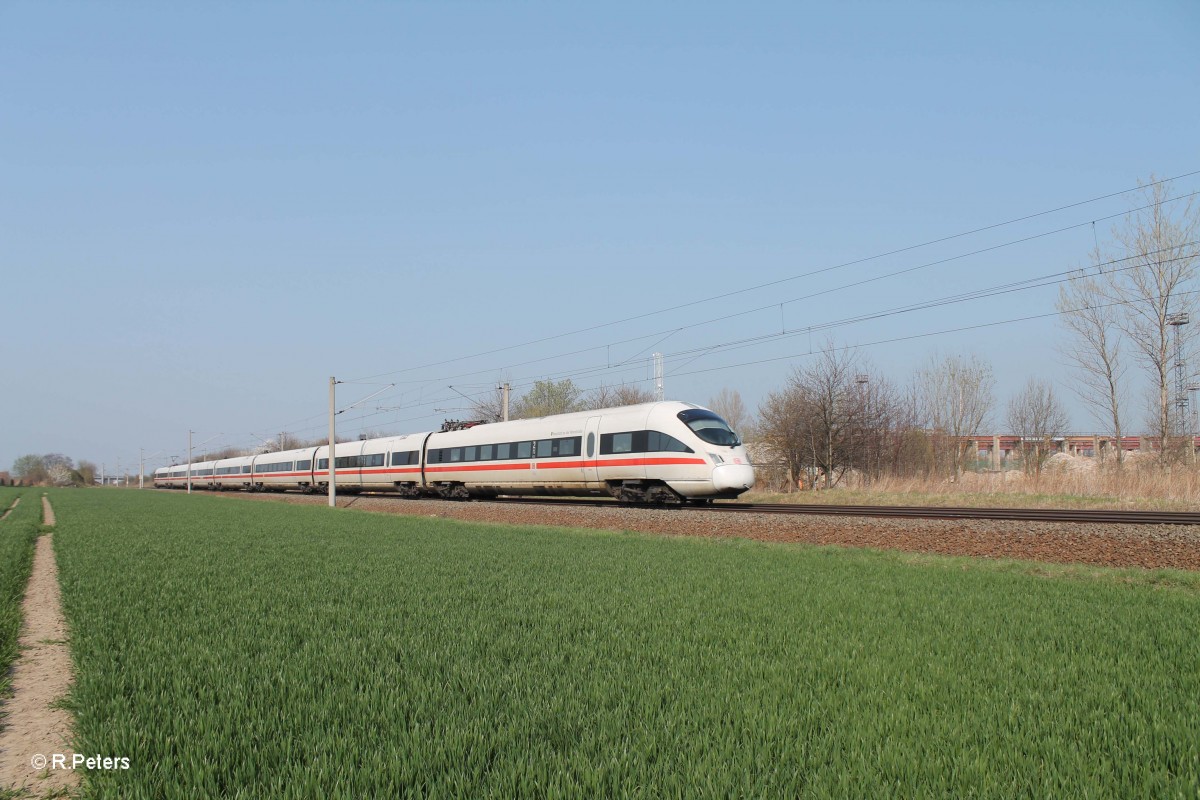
[50,489,1200,798]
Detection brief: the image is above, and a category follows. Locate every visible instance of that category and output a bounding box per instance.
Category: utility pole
[653,353,664,401]
[279,432,285,452]
[187,429,194,494]
[328,377,337,508]
[501,383,510,422]
[139,450,163,490]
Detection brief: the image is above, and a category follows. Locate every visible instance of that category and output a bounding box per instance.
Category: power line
[336,186,1198,397]
[251,244,1200,444]
[216,177,1200,448]
[288,187,1198,426]
[344,170,1200,383]
[213,274,1200,452]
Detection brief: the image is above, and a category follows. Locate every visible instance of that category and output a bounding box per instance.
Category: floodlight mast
[328,377,337,508]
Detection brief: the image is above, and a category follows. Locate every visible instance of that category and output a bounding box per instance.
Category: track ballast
[484,497,1200,526]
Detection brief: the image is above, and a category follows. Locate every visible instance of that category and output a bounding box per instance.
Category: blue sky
[2,1,1197,473]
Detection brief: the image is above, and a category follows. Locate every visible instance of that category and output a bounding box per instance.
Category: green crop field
[1,489,41,698]
[49,489,1200,798]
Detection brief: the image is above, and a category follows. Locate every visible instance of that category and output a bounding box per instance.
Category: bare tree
[918,353,995,478]
[852,371,910,484]
[1105,177,1199,457]
[707,388,753,439]
[1005,378,1070,475]
[757,383,809,491]
[756,344,869,490]
[1057,267,1126,464]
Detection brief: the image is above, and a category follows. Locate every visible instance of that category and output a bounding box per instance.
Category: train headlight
[708,452,725,464]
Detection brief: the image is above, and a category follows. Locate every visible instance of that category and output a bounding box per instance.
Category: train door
[583,416,602,485]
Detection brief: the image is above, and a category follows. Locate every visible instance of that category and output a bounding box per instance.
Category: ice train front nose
[712,462,755,493]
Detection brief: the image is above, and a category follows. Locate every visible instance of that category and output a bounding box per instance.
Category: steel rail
[173,487,1200,525]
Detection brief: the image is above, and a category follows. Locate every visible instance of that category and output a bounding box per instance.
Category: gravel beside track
[210,491,1200,572]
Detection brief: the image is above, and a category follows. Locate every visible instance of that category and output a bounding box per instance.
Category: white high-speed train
[155,402,754,503]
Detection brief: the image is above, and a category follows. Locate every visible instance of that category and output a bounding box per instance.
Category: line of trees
[10,454,98,486]
[751,175,1199,489]
[755,347,1015,490]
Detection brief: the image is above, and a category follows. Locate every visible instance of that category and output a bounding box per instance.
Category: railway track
[486,497,1200,525]
[188,488,1200,525]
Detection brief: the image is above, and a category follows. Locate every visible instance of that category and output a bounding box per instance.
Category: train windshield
[677,409,741,446]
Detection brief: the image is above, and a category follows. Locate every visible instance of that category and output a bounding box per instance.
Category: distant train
[155,401,755,503]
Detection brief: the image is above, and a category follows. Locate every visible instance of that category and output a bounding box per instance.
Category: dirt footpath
[0,496,19,522]
[0,497,78,797]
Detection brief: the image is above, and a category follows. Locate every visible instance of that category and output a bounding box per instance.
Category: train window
[677,409,740,446]
[535,439,554,458]
[362,454,385,468]
[391,451,416,466]
[495,443,513,460]
[464,446,477,462]
[317,458,328,470]
[296,460,312,470]
[586,433,594,457]
[602,433,634,454]
[449,448,463,462]
[516,441,532,459]
[648,431,693,453]
[478,444,494,461]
